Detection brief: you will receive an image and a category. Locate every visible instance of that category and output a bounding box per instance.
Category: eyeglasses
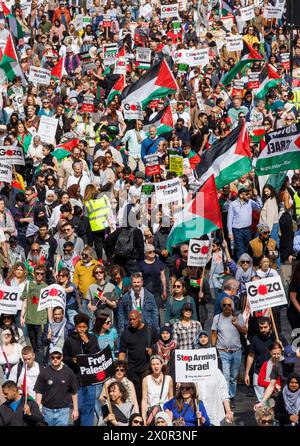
[260,419,273,425]
[132,419,143,425]
[50,355,62,360]
[115,368,125,372]
[286,118,293,122]
[64,228,72,232]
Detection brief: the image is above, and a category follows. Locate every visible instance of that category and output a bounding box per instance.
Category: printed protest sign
[103,44,118,66]
[280,53,290,71]
[123,102,143,120]
[169,154,183,176]
[174,49,209,67]
[114,57,127,75]
[0,146,25,166]
[38,116,58,144]
[175,348,218,381]
[82,94,95,113]
[232,79,244,96]
[161,3,179,19]
[248,72,260,89]
[37,284,66,312]
[12,94,24,114]
[0,285,21,315]
[145,154,160,176]
[29,67,51,86]
[136,47,151,69]
[155,177,182,204]
[102,14,112,27]
[77,346,115,386]
[246,276,287,312]
[141,183,155,197]
[226,36,243,52]
[0,162,12,183]
[187,239,210,267]
[263,5,284,19]
[240,5,255,21]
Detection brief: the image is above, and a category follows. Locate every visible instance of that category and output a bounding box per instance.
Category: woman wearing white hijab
[154,411,173,426]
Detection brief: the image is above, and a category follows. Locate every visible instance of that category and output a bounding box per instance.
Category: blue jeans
[43,407,70,426]
[77,385,96,426]
[94,383,104,420]
[253,373,265,402]
[232,227,252,260]
[270,222,281,269]
[81,299,94,331]
[219,349,242,399]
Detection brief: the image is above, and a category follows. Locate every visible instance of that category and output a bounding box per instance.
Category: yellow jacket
[73,258,98,298]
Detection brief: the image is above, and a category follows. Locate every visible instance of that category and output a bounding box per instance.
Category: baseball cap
[49,346,63,355]
[135,171,145,179]
[284,345,297,364]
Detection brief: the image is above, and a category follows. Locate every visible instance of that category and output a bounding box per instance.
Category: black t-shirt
[34,365,78,409]
[119,324,158,374]
[138,259,165,294]
[270,361,294,388]
[289,282,300,306]
[249,333,288,374]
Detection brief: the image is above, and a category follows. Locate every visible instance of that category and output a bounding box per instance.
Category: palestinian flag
[221,58,262,86]
[251,128,266,144]
[255,64,281,100]
[121,58,178,109]
[0,33,26,84]
[241,41,264,61]
[258,172,287,195]
[107,75,125,104]
[51,57,67,80]
[143,105,174,136]
[255,123,300,175]
[52,138,80,161]
[196,123,252,189]
[1,2,24,40]
[166,175,222,251]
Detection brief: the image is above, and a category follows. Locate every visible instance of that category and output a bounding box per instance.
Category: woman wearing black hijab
[275,373,300,426]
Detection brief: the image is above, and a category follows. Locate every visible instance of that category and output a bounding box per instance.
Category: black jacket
[104,227,144,264]
[62,331,99,383]
[274,391,297,426]
[0,396,45,426]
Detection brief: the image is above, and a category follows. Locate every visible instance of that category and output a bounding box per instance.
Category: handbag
[172,401,192,426]
[146,374,166,426]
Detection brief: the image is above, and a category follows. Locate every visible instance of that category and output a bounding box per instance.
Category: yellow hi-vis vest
[294,192,300,218]
[85,196,110,232]
[293,89,300,112]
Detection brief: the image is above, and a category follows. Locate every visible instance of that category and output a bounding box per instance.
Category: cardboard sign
[240,5,255,21]
[232,80,244,97]
[246,276,287,312]
[174,49,209,67]
[102,14,112,27]
[280,53,290,71]
[38,116,58,144]
[175,348,218,382]
[0,146,25,166]
[169,154,183,176]
[187,239,210,267]
[114,57,127,75]
[77,346,115,387]
[161,3,179,19]
[0,285,21,315]
[145,154,159,166]
[226,36,243,52]
[0,162,12,183]
[29,67,51,86]
[123,102,143,120]
[248,72,260,89]
[103,44,118,66]
[37,284,66,312]
[155,177,183,204]
[82,94,95,113]
[263,5,284,19]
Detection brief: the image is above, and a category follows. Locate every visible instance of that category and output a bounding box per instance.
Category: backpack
[115,228,135,258]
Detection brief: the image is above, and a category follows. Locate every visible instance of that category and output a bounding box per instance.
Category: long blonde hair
[83,184,98,203]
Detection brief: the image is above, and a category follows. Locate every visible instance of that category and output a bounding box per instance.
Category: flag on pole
[221,58,262,86]
[255,64,281,100]
[143,104,174,136]
[51,57,67,80]
[107,75,126,104]
[0,33,26,84]
[52,138,80,160]
[1,2,24,40]
[166,175,222,251]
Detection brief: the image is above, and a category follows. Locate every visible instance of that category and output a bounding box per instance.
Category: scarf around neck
[156,339,177,364]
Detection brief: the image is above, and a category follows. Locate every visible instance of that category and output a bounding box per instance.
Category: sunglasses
[222,303,232,307]
[63,249,73,253]
[181,386,192,391]
[147,250,155,254]
[95,271,104,274]
[132,420,143,425]
[58,273,67,277]
[262,231,270,234]
[183,309,192,312]
[82,254,89,258]
[174,285,182,288]
[50,355,62,360]
[104,320,111,324]
[241,260,250,264]
[36,272,45,276]
[115,368,125,372]
[260,420,273,425]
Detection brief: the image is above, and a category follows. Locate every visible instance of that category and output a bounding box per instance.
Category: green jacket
[22,281,48,326]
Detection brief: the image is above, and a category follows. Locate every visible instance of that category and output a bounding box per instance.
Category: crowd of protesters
[0,0,300,428]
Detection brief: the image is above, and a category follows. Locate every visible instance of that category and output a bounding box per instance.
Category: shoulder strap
[179,400,192,417]
[158,374,166,404]
[77,175,83,185]
[1,347,12,373]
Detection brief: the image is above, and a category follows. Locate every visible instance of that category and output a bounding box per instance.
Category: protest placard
[263,5,284,19]
[183,157,193,176]
[226,35,243,52]
[38,116,58,144]
[29,67,51,86]
[175,348,218,382]
[0,146,25,166]
[280,53,290,71]
[12,94,24,114]
[0,162,12,183]
[155,177,182,204]
[141,183,155,197]
[114,57,127,75]
[82,94,95,113]
[102,14,112,27]
[169,154,183,176]
[77,346,115,386]
[37,284,66,312]
[246,276,287,312]
[161,3,179,19]
[103,44,118,66]
[248,72,260,89]
[187,239,210,267]
[136,47,151,69]
[174,49,209,67]
[240,5,255,21]
[0,285,21,315]
[145,154,160,176]
[123,102,143,120]
[232,80,244,97]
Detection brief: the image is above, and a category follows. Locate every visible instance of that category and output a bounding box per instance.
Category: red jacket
[258,360,281,388]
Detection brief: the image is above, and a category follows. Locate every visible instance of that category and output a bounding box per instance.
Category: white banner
[38,116,58,144]
[174,49,209,67]
[187,240,210,267]
[161,3,179,19]
[263,5,284,19]
[29,66,51,86]
[114,57,127,75]
[155,177,183,204]
[0,146,25,166]
[240,5,255,21]
[37,284,66,312]
[0,162,12,183]
[12,94,24,114]
[123,102,143,120]
[145,154,159,166]
[0,285,21,315]
[175,348,218,382]
[226,35,243,52]
[246,276,287,312]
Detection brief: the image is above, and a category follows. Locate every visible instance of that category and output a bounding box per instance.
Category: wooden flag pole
[269,307,280,342]
[104,383,113,414]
